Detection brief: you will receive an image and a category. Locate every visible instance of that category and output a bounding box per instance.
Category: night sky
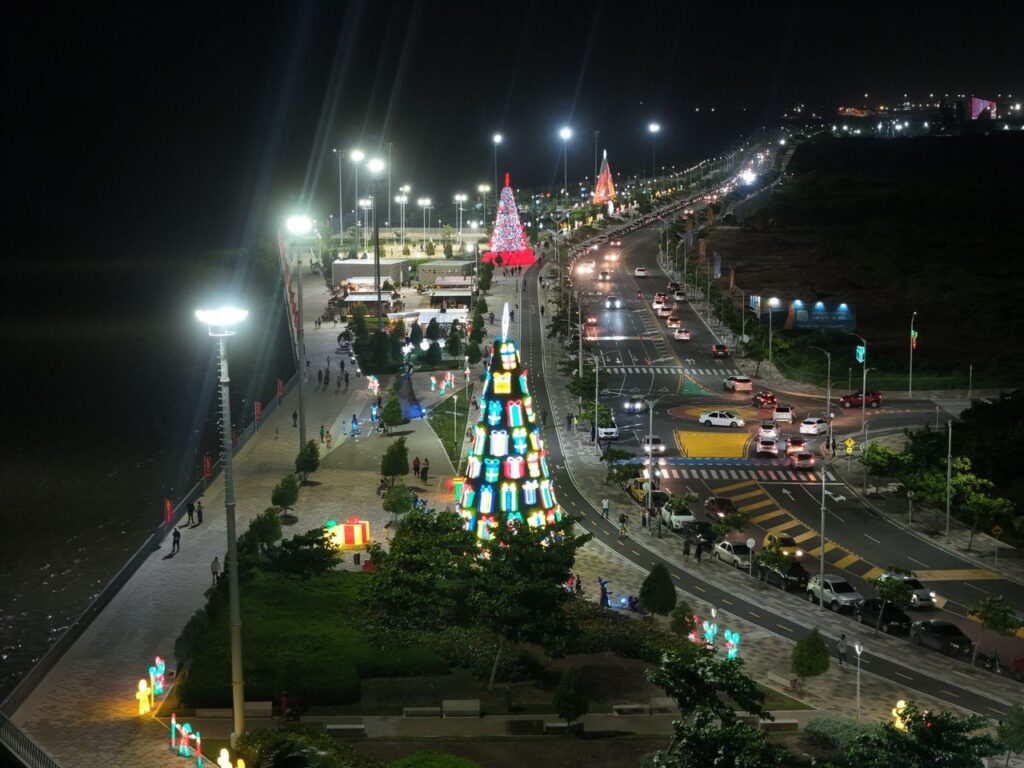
[5,2,1023,258]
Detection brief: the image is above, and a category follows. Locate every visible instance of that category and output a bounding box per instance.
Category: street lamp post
[332,149,345,244]
[811,346,832,610]
[853,334,869,436]
[559,126,572,210]
[367,158,386,329]
[909,311,917,398]
[454,193,467,247]
[359,198,371,254]
[492,133,502,193]
[767,297,780,369]
[945,419,953,543]
[648,123,660,191]
[285,215,312,452]
[350,148,365,240]
[395,193,408,249]
[854,641,864,721]
[195,306,249,747]
[478,183,491,224]
[644,395,666,538]
[418,198,431,250]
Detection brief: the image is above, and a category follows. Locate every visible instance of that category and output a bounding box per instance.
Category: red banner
[277,378,285,397]
[255,401,262,421]
[203,453,212,478]
[163,498,173,525]
[231,429,238,447]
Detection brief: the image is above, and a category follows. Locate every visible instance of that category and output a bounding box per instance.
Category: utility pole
[944,419,953,543]
[594,353,601,454]
[909,311,917,398]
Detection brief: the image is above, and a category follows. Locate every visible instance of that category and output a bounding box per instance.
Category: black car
[667,281,681,292]
[760,560,810,592]
[678,520,715,545]
[704,496,737,519]
[856,599,912,635]
[911,620,974,657]
[711,343,730,358]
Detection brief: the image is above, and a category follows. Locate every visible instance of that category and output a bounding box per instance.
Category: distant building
[418,259,474,287]
[331,257,409,288]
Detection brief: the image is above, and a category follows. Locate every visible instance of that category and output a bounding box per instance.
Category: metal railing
[0,714,60,768]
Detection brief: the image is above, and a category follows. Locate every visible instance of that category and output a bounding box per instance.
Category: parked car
[1009,655,1024,682]
[773,404,795,422]
[661,502,696,530]
[679,520,716,545]
[634,266,648,277]
[877,571,936,608]
[723,376,753,391]
[763,533,803,558]
[704,496,737,519]
[597,418,620,440]
[605,295,623,309]
[799,417,828,435]
[714,540,753,568]
[699,411,745,428]
[629,478,669,506]
[806,575,864,612]
[840,391,883,409]
[666,315,682,328]
[667,281,681,292]
[789,451,816,470]
[910,620,973,657]
[711,343,730,358]
[758,420,780,440]
[642,435,666,453]
[856,599,913,634]
[760,560,810,592]
[785,436,807,454]
[623,396,647,412]
[752,391,778,408]
[756,438,779,457]
[673,327,691,341]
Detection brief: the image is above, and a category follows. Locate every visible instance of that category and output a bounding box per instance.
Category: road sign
[746,537,756,549]
[844,437,856,455]
[992,525,1003,538]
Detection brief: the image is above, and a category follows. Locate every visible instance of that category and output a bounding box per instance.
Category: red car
[752,391,777,408]
[840,391,883,409]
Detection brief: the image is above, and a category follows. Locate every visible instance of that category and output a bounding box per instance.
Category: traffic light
[855,345,866,364]
[911,330,918,350]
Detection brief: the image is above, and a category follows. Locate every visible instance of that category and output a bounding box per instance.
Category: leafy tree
[409,322,423,345]
[401,244,411,256]
[870,569,914,635]
[670,601,697,638]
[600,447,637,487]
[425,241,435,256]
[741,336,768,375]
[381,394,407,429]
[294,440,321,480]
[389,319,407,357]
[639,563,677,618]
[843,701,999,768]
[445,321,463,357]
[968,595,1023,665]
[246,508,282,551]
[997,703,1024,768]
[475,516,590,688]
[264,528,340,579]
[568,364,603,399]
[475,296,488,315]
[647,644,770,743]
[791,628,830,684]
[424,342,443,365]
[271,474,300,512]
[466,341,482,364]
[552,668,589,728]
[382,482,416,519]
[711,508,752,541]
[468,320,484,344]
[349,303,369,341]
[364,508,477,629]
[443,242,453,258]
[380,436,410,481]
[756,540,794,584]
[861,443,906,492]
[425,317,442,341]
[477,262,493,293]
[653,710,789,768]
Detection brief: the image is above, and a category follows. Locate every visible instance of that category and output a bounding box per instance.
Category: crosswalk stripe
[669,469,679,478]
[862,566,885,581]
[768,519,804,534]
[757,471,768,479]
[786,471,798,480]
[714,479,757,493]
[739,499,775,513]
[806,472,816,482]
[792,530,819,544]
[834,553,861,570]
[768,471,779,480]
[730,490,765,502]
[750,508,787,524]
[805,542,840,557]
[826,472,836,480]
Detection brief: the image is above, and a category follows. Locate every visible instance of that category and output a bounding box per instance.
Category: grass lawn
[755,682,813,712]
[427,386,473,467]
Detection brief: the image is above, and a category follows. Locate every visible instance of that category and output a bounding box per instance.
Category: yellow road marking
[914,568,999,581]
[714,479,758,494]
[740,499,776,513]
[862,566,885,581]
[767,519,804,535]
[792,530,819,544]
[834,553,861,570]
[673,430,750,458]
[805,542,840,557]
[750,508,787,524]
[730,489,766,502]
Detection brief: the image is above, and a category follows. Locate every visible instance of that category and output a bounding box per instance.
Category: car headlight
[929,591,936,598]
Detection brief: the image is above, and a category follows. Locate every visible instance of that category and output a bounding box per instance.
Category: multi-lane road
[517,212,1022,717]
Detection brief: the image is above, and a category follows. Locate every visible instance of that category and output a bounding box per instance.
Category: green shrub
[389,752,482,768]
[237,726,382,768]
[174,608,209,667]
[424,626,541,683]
[562,599,675,661]
[804,714,882,752]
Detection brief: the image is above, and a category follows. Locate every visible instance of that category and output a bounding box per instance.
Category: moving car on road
[598,270,611,281]
[785,436,807,454]
[673,290,687,302]
[756,438,779,457]
[655,306,672,318]
[752,391,778,408]
[772,404,794,422]
[910,620,973,657]
[799,417,828,435]
[840,391,883,409]
[699,411,745,428]
[673,327,691,341]
[642,435,666,453]
[604,295,622,309]
[807,575,863,612]
[666,315,682,328]
[856,599,912,634]
[652,295,667,309]
[877,571,936,608]
[629,478,668,506]
[714,540,753,568]
[622,396,647,413]
[758,421,780,440]
[763,533,803,558]
[788,451,816,470]
[667,281,681,292]
[723,375,753,391]
[608,238,622,247]
[633,266,648,277]
[704,496,737,519]
[585,314,598,326]
[711,343,730,358]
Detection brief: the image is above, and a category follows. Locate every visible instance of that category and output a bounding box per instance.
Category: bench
[544,721,584,735]
[612,703,650,716]
[766,671,801,691]
[402,706,441,718]
[442,699,481,718]
[760,719,800,734]
[326,723,366,739]
[648,697,678,714]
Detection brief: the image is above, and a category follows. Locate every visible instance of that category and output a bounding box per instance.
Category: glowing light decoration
[484,458,501,483]
[527,508,546,527]
[506,511,524,525]
[218,749,245,768]
[593,150,618,205]
[489,430,509,456]
[724,629,741,659]
[506,400,524,427]
[526,452,541,478]
[500,342,518,370]
[500,482,518,513]
[461,486,475,509]
[529,429,542,451]
[473,426,487,455]
[430,375,437,391]
[523,396,536,422]
[503,456,525,479]
[482,178,536,266]
[518,372,530,394]
[487,400,502,426]
[494,372,511,394]
[478,515,495,540]
[522,480,539,505]
[702,619,719,646]
[136,679,152,715]
[892,700,908,731]
[539,479,555,508]
[452,476,466,501]
[479,484,494,515]
[512,428,528,454]
[466,456,481,479]
[326,516,371,549]
[540,454,550,477]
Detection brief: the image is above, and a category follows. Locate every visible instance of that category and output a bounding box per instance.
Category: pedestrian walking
[572,414,578,430]
[694,539,703,563]
[325,430,332,449]
[567,412,573,430]
[336,377,341,392]
[601,496,609,518]
[317,369,323,385]
[831,437,838,456]
[413,456,421,476]
[186,502,196,525]
[641,510,648,529]
[540,305,545,316]
[683,537,691,561]
[340,359,345,373]
[211,557,220,586]
[541,408,548,427]
[292,410,298,428]
[320,425,325,443]
[422,458,430,481]
[351,414,359,434]
[574,574,583,596]
[510,309,515,322]
[599,579,610,608]
[171,527,181,554]
[196,501,203,525]
[838,634,848,666]
[344,372,350,389]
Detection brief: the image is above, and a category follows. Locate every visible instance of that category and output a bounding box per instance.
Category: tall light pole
[350,148,365,235]
[332,148,345,244]
[945,419,953,543]
[418,198,431,249]
[492,133,502,193]
[387,141,393,226]
[478,183,491,224]
[644,395,667,538]
[559,126,572,210]
[454,193,467,247]
[648,123,661,191]
[767,297,780,369]
[852,333,869,436]
[811,345,831,610]
[195,305,249,747]
[395,192,408,248]
[367,157,386,328]
[359,199,372,254]
[908,311,917,398]
[854,641,864,721]
[285,215,312,452]
[593,130,599,180]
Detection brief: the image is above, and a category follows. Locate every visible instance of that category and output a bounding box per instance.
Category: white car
[634,266,648,277]
[789,451,815,470]
[773,404,794,423]
[655,306,672,318]
[756,438,779,457]
[699,411,745,428]
[673,290,687,302]
[877,571,936,608]
[662,503,696,530]
[652,297,666,310]
[799,417,828,435]
[642,435,666,453]
[723,376,753,392]
[714,540,753,568]
[597,419,620,440]
[605,295,623,309]
[673,327,691,341]
[758,420,780,440]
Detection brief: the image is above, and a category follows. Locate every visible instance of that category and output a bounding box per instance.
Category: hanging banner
[254,401,262,422]
[163,498,173,525]
[203,453,212,478]
[277,378,285,397]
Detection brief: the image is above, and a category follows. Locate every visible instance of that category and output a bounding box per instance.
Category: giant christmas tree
[592,149,617,208]
[455,304,561,540]
[482,173,535,267]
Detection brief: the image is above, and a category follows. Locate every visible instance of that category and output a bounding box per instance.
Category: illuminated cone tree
[456,304,561,540]
[592,149,617,205]
[482,174,535,266]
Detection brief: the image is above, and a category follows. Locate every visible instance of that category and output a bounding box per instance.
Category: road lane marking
[894,671,913,681]
[908,556,929,568]
[792,530,818,544]
[914,568,999,581]
[767,519,804,534]
[963,583,989,594]
[834,553,861,570]
[721,598,734,605]
[750,508,787,523]
[741,499,777,514]
[864,534,881,544]
[941,690,960,699]
[805,542,840,557]
[730,490,766,502]
[776,624,793,633]
[749,611,761,618]
[714,479,758,493]
[862,566,885,580]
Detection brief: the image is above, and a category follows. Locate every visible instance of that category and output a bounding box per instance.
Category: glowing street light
[359,198,372,254]
[492,133,503,192]
[648,122,660,189]
[284,216,314,452]
[417,197,432,247]
[767,297,780,368]
[350,148,365,221]
[195,304,248,745]
[454,193,467,245]
[478,183,491,222]
[854,641,864,721]
[395,193,409,247]
[559,126,572,208]
[366,159,387,328]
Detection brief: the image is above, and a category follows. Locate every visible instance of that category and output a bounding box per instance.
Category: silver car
[807,575,864,612]
[713,540,752,568]
[878,571,936,608]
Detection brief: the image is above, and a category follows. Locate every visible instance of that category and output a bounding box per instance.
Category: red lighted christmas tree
[593,149,616,205]
[482,173,535,266]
